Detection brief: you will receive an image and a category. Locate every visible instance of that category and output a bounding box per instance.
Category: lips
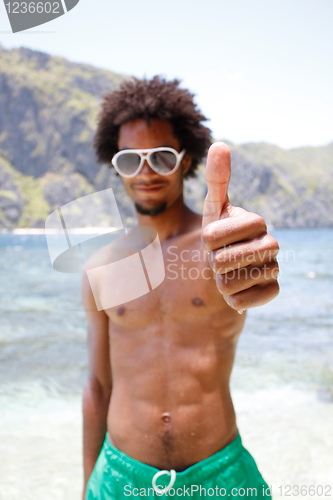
[131,183,166,192]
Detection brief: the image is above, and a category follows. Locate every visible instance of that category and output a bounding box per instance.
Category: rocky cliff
[0,44,332,229]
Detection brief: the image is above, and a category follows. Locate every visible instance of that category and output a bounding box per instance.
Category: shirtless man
[82,77,279,499]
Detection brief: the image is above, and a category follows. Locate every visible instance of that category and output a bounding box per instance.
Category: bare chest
[103,237,229,330]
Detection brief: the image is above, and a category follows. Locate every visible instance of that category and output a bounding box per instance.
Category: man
[82,76,279,499]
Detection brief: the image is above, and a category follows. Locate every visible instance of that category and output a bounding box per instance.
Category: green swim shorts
[86,433,272,499]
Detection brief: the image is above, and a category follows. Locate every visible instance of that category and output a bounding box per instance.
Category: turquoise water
[234,229,333,398]
[0,229,332,499]
[0,229,332,395]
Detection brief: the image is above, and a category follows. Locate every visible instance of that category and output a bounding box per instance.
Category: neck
[135,194,196,241]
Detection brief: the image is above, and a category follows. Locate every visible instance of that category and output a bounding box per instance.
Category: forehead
[117,118,180,150]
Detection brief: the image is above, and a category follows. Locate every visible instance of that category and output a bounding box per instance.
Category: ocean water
[0,229,332,499]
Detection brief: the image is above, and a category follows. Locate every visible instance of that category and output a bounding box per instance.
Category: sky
[0,0,332,149]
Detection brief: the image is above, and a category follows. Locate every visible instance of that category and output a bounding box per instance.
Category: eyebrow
[119,145,175,151]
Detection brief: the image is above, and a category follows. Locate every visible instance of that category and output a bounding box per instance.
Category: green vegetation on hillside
[0,44,332,229]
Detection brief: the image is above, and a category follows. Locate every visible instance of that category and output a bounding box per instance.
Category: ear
[181,153,192,176]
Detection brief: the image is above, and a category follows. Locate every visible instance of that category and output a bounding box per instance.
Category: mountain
[0,44,332,229]
[227,141,333,228]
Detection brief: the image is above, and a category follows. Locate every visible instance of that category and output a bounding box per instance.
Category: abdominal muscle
[106,321,239,471]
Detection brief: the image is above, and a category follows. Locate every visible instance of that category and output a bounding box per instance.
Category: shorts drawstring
[152,469,176,495]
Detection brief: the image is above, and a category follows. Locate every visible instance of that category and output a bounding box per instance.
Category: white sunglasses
[111,147,186,178]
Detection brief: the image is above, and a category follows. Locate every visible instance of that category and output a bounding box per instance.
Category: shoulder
[81,232,129,311]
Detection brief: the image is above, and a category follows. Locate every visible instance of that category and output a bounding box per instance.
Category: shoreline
[2,227,333,236]
[1,227,120,235]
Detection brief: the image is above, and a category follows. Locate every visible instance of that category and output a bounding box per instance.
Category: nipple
[192,297,204,307]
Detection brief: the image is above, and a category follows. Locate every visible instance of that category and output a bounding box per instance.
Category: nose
[139,158,155,176]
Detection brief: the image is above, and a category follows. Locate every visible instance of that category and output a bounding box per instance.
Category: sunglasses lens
[150,150,178,174]
[116,152,141,176]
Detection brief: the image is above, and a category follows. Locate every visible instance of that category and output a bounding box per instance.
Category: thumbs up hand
[202,142,280,313]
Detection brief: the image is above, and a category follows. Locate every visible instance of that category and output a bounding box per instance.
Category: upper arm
[81,268,112,394]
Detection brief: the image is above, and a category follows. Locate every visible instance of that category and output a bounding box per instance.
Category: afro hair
[94,76,212,178]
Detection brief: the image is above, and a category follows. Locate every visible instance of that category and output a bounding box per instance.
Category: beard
[134,202,167,216]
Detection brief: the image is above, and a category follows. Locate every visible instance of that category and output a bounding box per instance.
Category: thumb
[202,142,231,227]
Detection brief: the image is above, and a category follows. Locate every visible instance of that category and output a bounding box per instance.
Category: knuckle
[212,249,228,271]
[264,280,280,299]
[214,249,225,265]
[209,252,219,273]
[251,213,267,232]
[212,260,223,274]
[268,234,280,252]
[262,234,280,256]
[201,223,218,250]
[217,276,232,295]
[229,293,243,311]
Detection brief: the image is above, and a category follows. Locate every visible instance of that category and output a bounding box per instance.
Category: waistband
[103,432,244,485]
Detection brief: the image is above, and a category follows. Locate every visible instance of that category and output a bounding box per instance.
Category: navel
[116,306,126,316]
[192,297,204,307]
[161,412,171,424]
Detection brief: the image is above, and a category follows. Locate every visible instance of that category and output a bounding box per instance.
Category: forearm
[82,379,111,498]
